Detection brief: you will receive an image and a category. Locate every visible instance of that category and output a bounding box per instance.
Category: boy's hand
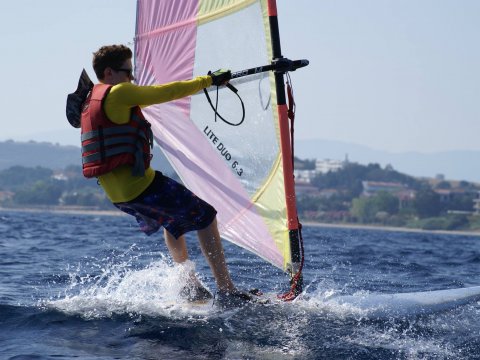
[209,69,232,86]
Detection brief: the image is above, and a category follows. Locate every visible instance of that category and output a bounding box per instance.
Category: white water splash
[45,258,215,319]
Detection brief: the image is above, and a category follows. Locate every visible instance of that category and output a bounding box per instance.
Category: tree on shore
[413,189,442,218]
[13,179,64,205]
[351,191,399,223]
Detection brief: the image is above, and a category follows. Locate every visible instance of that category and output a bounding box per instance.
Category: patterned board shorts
[114,171,217,239]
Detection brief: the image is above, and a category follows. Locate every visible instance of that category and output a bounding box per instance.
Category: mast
[267,0,303,295]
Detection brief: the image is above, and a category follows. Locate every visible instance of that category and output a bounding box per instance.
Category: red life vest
[80,84,153,178]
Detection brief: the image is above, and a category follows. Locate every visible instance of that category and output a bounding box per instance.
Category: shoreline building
[361,180,416,209]
[294,155,348,184]
[474,191,480,215]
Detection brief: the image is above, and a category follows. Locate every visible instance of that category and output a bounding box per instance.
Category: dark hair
[92,44,132,80]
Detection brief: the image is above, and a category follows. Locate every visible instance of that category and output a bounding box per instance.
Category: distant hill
[296,139,480,183]
[2,138,479,183]
[0,140,79,170]
[0,140,175,175]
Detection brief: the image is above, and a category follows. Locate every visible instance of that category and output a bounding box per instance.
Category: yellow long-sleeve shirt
[98,76,212,203]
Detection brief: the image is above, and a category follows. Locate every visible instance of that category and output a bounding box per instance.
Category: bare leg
[164,229,212,300]
[197,217,235,293]
[164,229,188,263]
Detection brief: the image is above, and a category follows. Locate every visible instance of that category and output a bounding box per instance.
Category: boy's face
[105,58,134,85]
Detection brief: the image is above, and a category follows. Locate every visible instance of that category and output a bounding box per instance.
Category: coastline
[303,221,480,237]
[2,206,480,237]
[0,206,125,217]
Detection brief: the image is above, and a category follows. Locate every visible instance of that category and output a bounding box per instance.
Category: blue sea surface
[1,209,480,359]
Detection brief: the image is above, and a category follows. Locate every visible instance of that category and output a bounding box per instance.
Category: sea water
[1,209,480,359]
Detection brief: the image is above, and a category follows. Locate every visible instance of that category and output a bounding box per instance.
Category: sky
[1,0,479,154]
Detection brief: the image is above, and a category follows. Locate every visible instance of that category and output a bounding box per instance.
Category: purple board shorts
[114,171,217,239]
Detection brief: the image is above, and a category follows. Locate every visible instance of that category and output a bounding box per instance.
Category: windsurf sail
[135,0,307,298]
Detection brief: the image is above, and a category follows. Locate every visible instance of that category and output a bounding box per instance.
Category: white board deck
[328,286,480,318]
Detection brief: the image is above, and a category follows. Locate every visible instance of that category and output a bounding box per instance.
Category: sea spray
[46,258,213,319]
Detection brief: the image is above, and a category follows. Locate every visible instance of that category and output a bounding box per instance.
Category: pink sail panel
[135,0,289,270]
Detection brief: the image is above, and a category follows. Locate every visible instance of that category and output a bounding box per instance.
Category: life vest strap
[82,145,137,164]
[81,125,145,142]
[82,136,141,153]
[131,112,154,149]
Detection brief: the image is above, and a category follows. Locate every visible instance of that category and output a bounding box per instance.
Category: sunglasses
[114,68,134,80]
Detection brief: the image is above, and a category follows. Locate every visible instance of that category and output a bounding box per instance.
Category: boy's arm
[104,76,212,123]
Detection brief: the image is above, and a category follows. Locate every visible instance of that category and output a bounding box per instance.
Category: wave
[45,258,217,320]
